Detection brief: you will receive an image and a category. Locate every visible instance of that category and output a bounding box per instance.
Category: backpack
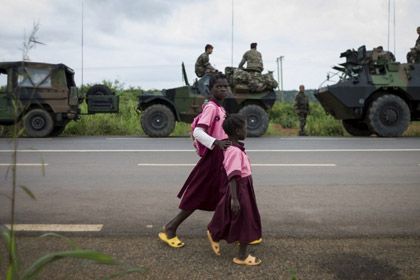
[191,101,216,157]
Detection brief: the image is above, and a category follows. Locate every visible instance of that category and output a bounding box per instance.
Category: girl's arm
[193,127,231,149]
[229,178,240,215]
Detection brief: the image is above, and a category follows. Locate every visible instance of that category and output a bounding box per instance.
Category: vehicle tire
[141,104,175,137]
[24,109,54,138]
[239,104,269,137]
[86,84,113,98]
[367,94,410,137]
[342,119,372,136]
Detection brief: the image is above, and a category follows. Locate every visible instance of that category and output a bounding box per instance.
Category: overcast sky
[0,0,419,90]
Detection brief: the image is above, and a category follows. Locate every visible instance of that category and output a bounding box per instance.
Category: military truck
[0,61,119,137]
[315,46,420,137]
[137,64,277,137]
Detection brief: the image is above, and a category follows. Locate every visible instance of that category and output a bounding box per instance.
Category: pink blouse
[197,100,228,140]
[223,145,252,180]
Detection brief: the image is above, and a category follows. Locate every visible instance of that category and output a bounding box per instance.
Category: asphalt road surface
[1,136,419,238]
[1,136,420,279]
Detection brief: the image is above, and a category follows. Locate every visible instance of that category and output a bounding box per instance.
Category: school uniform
[177,99,228,211]
[208,142,262,244]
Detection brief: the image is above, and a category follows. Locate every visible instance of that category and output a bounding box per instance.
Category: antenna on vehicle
[182,62,189,86]
[231,0,234,67]
[81,0,84,92]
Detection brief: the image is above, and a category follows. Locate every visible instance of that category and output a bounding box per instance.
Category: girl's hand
[214,139,232,150]
[231,198,240,215]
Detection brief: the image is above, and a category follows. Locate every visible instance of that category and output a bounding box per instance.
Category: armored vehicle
[315,46,420,137]
[0,61,119,137]
[138,64,277,137]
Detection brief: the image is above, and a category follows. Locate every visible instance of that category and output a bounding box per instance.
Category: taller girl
[159,73,231,248]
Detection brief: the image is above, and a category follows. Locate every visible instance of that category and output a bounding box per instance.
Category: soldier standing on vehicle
[238,43,263,73]
[294,85,309,136]
[195,44,216,78]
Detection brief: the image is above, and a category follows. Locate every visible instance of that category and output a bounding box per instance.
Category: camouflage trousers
[298,113,307,135]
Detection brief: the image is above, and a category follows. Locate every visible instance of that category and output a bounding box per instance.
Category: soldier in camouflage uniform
[195,44,216,78]
[294,85,309,136]
[238,42,263,73]
[407,27,420,63]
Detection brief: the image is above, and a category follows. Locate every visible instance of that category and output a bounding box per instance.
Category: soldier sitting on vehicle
[407,26,420,63]
[195,44,216,78]
[238,42,263,73]
[195,44,218,95]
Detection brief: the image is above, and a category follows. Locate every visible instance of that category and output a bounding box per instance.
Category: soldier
[195,44,216,78]
[294,85,309,136]
[407,27,420,63]
[238,42,263,73]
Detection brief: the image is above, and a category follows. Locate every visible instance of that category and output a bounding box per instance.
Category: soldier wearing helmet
[238,42,264,73]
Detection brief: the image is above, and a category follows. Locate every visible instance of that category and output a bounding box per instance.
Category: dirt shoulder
[1,236,419,279]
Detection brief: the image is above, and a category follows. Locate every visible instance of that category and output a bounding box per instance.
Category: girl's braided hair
[222,113,245,137]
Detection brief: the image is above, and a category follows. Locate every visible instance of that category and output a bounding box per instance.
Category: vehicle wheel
[239,104,269,137]
[24,109,54,137]
[141,104,175,137]
[367,94,410,137]
[342,120,372,136]
[86,84,113,98]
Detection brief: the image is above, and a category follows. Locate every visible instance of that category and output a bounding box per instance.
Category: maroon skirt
[177,146,228,211]
[207,175,262,244]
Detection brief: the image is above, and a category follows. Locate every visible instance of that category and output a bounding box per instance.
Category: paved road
[1,136,419,237]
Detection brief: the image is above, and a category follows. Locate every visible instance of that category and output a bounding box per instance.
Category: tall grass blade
[22,250,115,279]
[39,232,80,250]
[19,185,36,200]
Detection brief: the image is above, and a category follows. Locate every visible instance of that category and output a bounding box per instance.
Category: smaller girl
[207,114,262,266]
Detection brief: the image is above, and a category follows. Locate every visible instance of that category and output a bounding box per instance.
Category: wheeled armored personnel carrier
[315,46,420,137]
[137,64,277,137]
[0,61,119,137]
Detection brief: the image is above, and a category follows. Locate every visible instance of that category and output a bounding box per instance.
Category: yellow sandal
[206,230,221,255]
[158,232,185,248]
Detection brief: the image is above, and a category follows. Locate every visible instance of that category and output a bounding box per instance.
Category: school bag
[191,101,216,157]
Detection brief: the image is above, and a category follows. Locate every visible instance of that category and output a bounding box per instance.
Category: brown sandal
[233,254,262,266]
[206,230,221,255]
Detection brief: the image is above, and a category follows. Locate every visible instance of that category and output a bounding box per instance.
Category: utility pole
[276,56,284,101]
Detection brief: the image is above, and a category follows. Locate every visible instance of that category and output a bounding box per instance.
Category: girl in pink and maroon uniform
[207,114,262,266]
[159,73,231,248]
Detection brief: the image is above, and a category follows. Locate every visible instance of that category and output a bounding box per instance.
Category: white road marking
[0,149,420,153]
[253,163,336,167]
[0,163,48,166]
[138,163,194,166]
[137,163,336,167]
[5,224,103,232]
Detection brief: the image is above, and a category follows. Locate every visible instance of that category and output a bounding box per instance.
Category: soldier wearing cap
[238,43,263,73]
[195,44,216,78]
[294,85,309,136]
